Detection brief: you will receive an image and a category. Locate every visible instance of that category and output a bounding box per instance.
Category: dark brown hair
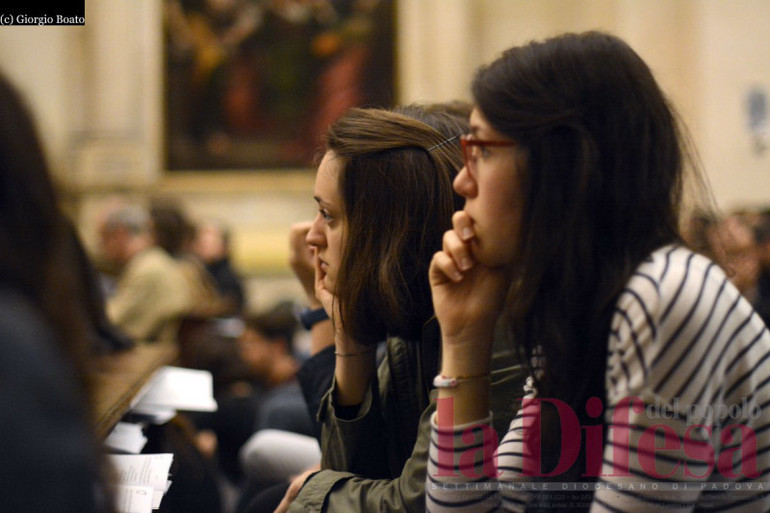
[324,107,465,345]
[0,74,94,390]
[472,31,697,405]
[150,195,194,257]
[243,300,299,351]
[0,72,113,510]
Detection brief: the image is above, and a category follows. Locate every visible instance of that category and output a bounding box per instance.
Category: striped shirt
[427,245,770,512]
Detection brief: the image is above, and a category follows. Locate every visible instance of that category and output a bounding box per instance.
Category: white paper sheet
[133,366,217,412]
[104,422,148,454]
[112,484,154,513]
[109,453,174,509]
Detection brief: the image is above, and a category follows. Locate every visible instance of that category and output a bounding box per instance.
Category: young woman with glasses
[426,31,770,512]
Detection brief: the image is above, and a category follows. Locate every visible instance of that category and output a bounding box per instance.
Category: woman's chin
[474,243,515,269]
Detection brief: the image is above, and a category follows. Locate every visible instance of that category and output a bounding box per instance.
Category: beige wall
[1,0,769,306]
[398,0,770,212]
[696,0,770,209]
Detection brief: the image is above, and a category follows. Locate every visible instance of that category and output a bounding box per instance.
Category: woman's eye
[480,146,492,158]
[319,209,333,222]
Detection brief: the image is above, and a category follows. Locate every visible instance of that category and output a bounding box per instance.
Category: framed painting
[164,0,396,171]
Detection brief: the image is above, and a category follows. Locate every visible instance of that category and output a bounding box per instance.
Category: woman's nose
[453,165,476,198]
[306,214,325,247]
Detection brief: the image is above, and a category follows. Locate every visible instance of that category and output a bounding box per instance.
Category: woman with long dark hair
[427,31,770,511]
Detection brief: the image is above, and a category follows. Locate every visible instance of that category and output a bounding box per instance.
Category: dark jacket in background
[0,286,104,512]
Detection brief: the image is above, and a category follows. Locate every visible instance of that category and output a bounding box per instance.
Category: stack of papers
[109,453,173,513]
[104,366,218,512]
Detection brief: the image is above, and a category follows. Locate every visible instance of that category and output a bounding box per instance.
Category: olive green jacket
[289,319,525,513]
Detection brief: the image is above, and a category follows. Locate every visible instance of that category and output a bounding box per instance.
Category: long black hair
[471,33,704,495]
[474,30,687,407]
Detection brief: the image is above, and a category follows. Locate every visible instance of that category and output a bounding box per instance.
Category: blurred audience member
[98,201,190,342]
[683,210,719,259]
[192,218,247,314]
[754,210,770,325]
[0,71,114,512]
[238,301,312,435]
[709,215,761,295]
[188,301,312,487]
[150,196,233,318]
[709,214,770,324]
[68,221,135,354]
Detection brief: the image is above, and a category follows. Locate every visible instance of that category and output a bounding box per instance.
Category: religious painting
[164,0,395,170]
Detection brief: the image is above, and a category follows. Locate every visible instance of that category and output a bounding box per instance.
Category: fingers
[289,221,312,244]
[313,251,334,315]
[452,210,475,243]
[313,247,325,290]
[431,219,476,284]
[288,221,313,266]
[273,467,317,513]
[446,213,476,270]
[431,250,463,283]
[289,221,319,304]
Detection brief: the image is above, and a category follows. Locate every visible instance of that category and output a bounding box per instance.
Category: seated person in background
[227,222,336,513]
[235,302,318,498]
[150,195,235,318]
[187,300,313,488]
[98,201,191,342]
[753,210,770,324]
[68,220,135,354]
[0,70,113,512]
[238,301,313,436]
[707,214,770,324]
[682,209,719,259]
[192,217,247,315]
[238,302,309,426]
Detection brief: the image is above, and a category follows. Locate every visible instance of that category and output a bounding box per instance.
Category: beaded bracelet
[433,373,491,388]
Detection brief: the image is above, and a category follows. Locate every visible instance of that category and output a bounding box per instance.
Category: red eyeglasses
[460,134,517,177]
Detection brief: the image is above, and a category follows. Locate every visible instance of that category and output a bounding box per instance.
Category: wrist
[436,378,491,425]
[440,336,493,376]
[334,351,377,406]
[433,372,490,388]
[333,327,366,354]
[304,289,322,309]
[335,346,376,358]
